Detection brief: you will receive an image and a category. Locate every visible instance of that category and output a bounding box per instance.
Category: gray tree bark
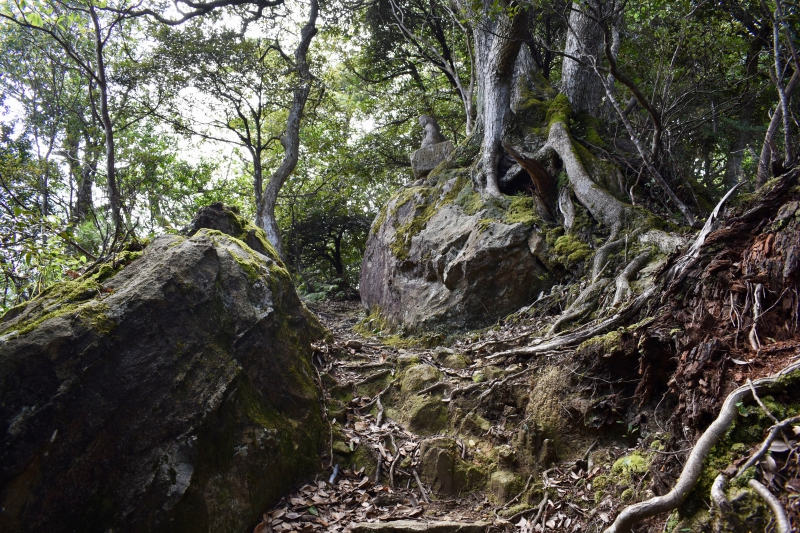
[255,0,318,259]
[561,1,605,116]
[470,0,525,197]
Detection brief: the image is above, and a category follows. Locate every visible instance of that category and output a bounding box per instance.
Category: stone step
[350,520,488,533]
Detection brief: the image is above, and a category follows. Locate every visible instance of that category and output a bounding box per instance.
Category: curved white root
[603,360,800,533]
[548,278,610,335]
[612,252,651,306]
[711,474,732,513]
[748,479,791,533]
[493,285,657,358]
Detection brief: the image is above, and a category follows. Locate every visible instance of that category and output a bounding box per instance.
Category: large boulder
[0,206,326,532]
[360,169,552,331]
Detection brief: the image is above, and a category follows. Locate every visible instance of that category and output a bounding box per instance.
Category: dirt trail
[253,300,633,533]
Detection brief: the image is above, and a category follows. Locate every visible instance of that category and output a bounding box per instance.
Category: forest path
[254,300,610,533]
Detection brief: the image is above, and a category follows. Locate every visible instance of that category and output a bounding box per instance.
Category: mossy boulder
[360,166,552,331]
[401,363,443,393]
[0,209,326,532]
[405,394,449,435]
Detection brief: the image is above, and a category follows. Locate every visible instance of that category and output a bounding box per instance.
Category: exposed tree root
[559,186,576,230]
[603,360,800,533]
[493,285,657,358]
[711,474,743,532]
[612,251,651,306]
[544,121,635,230]
[548,278,610,335]
[748,479,791,533]
[735,414,800,478]
[593,235,624,281]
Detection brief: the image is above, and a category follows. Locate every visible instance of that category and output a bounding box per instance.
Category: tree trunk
[561,1,605,116]
[90,6,121,236]
[255,0,318,259]
[757,68,799,187]
[472,0,525,197]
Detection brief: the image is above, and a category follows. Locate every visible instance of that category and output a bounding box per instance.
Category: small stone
[350,520,488,532]
[410,141,454,179]
[497,445,516,467]
[432,347,455,362]
[397,353,421,367]
[332,440,352,455]
[483,365,504,381]
[488,470,523,504]
[345,339,363,351]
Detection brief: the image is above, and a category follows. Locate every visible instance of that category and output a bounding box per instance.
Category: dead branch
[735,414,800,478]
[412,468,430,503]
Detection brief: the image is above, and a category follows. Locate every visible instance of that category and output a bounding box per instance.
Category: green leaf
[25,11,43,27]
[307,506,318,516]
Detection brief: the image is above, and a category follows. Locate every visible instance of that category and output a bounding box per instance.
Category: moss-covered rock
[0,209,325,533]
[420,438,486,497]
[401,364,443,393]
[488,470,524,504]
[405,394,449,435]
[360,163,552,331]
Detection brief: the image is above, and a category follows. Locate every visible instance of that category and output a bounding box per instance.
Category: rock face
[410,141,454,179]
[0,206,325,532]
[360,172,552,331]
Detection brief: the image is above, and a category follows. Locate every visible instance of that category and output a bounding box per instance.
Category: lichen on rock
[0,205,326,533]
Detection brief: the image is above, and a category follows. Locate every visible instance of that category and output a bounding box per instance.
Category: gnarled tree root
[548,278,610,335]
[711,474,744,532]
[493,285,657,358]
[602,360,800,533]
[747,479,791,533]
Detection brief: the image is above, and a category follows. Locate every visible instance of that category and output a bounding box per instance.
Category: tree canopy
[0,0,797,311]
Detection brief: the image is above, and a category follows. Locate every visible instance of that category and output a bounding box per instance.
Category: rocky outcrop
[0,206,325,532]
[360,170,552,331]
[410,141,454,179]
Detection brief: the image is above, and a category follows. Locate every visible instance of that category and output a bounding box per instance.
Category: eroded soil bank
[257,173,800,533]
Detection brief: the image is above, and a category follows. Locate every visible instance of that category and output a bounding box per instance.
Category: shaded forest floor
[255,177,800,533]
[255,297,799,533]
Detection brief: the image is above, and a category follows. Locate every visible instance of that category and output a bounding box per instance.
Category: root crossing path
[255,299,800,533]
[253,301,652,533]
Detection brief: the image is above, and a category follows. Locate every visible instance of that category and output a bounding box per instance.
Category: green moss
[499,504,533,517]
[0,259,129,336]
[592,474,612,490]
[401,364,442,393]
[354,306,392,336]
[504,196,539,226]
[611,452,650,480]
[454,184,485,216]
[578,330,623,355]
[547,93,572,127]
[477,218,494,233]
[553,234,592,265]
[370,204,390,236]
[405,393,449,435]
